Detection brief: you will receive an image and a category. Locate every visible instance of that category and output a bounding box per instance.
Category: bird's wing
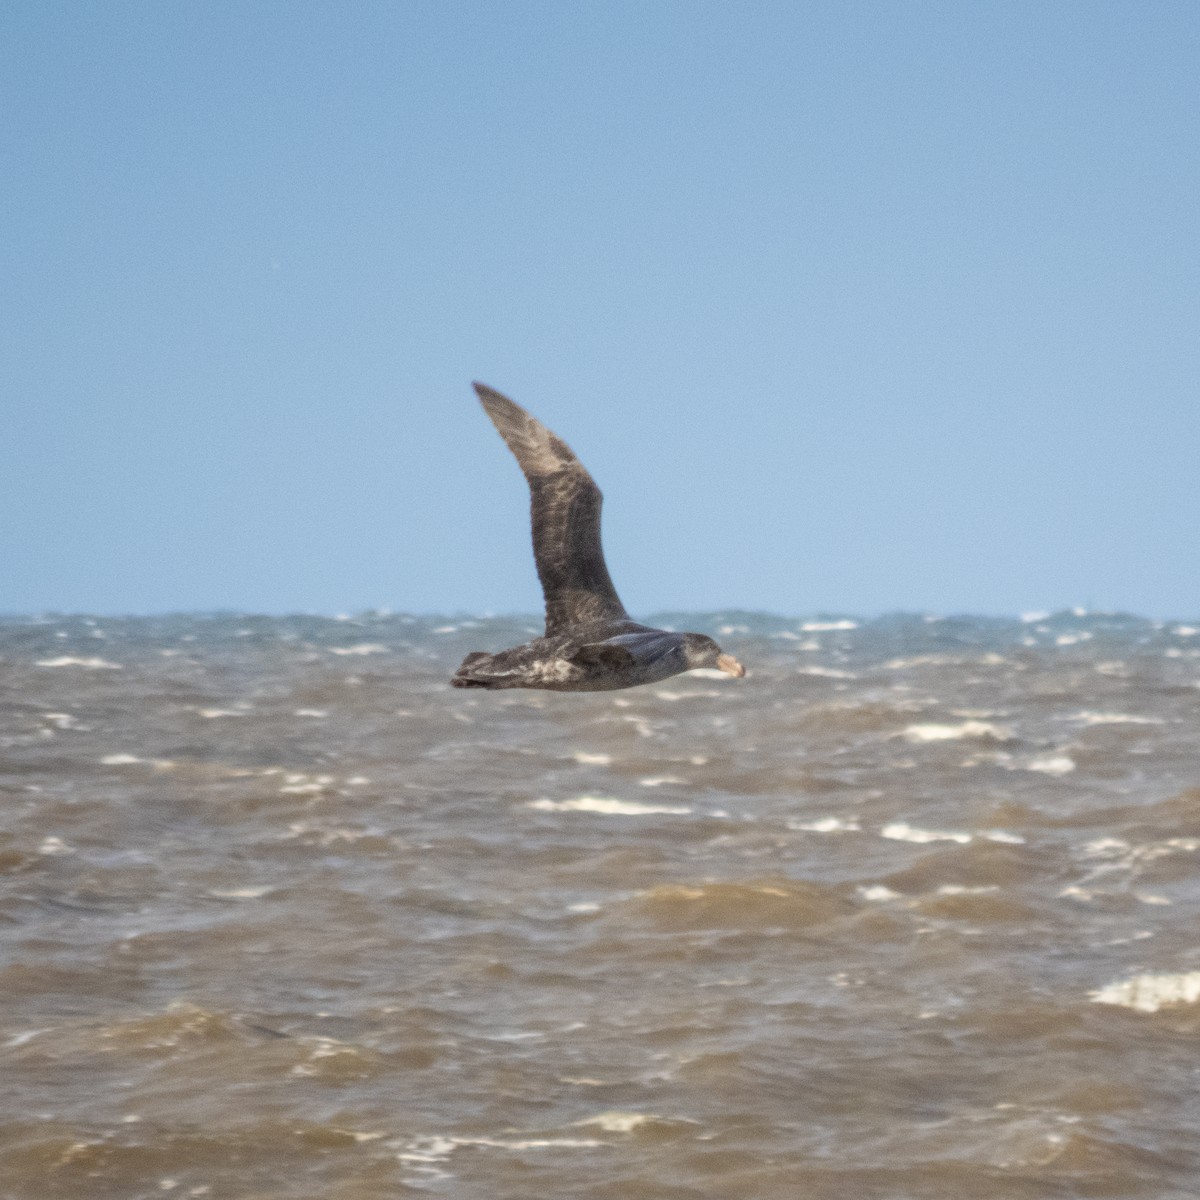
[569,631,678,671]
[474,382,628,635]
[569,642,636,671]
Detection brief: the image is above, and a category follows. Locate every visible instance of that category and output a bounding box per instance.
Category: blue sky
[3,2,1197,618]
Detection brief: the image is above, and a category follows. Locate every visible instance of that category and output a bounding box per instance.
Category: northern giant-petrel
[452,383,746,691]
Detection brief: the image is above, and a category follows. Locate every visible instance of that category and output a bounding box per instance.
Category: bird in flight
[452,383,746,691]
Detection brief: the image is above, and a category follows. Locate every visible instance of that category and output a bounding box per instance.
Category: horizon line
[2,607,1198,624]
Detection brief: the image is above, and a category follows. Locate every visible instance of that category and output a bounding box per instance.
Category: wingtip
[472,381,525,425]
[469,380,580,477]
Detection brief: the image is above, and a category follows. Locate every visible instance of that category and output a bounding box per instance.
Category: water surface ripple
[2,611,1199,1199]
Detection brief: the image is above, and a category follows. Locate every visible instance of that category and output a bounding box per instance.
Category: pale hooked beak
[716,653,746,678]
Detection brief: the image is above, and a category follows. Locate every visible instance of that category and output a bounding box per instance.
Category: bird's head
[681,633,746,678]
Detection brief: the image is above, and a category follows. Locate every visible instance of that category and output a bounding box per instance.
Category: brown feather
[473,383,628,635]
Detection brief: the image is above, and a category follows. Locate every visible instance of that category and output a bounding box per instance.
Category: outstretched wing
[474,382,627,634]
[569,642,636,671]
[569,631,680,672]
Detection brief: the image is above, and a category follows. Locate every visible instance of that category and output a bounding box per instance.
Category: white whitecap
[1075,712,1163,726]
[43,713,82,729]
[1026,755,1075,776]
[1090,971,1200,1013]
[881,822,972,845]
[329,644,388,656]
[574,1111,656,1133]
[801,620,858,631]
[35,656,121,669]
[97,753,175,770]
[396,1133,458,1162]
[1059,885,1095,901]
[902,721,1009,743]
[4,1029,47,1048]
[790,816,861,833]
[478,1136,601,1150]
[858,885,901,901]
[572,752,612,765]
[528,797,691,816]
[1082,836,1129,857]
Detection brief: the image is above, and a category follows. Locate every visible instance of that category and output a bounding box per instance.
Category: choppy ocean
[2,610,1200,1199]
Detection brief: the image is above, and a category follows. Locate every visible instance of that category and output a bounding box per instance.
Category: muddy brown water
[2,611,1199,1199]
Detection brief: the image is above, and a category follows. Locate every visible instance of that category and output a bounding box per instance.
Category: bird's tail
[451,651,503,689]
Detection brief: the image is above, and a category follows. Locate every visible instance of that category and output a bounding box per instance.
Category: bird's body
[452,384,745,692]
[455,619,710,692]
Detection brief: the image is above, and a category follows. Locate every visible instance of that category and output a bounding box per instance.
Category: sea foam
[529,797,691,816]
[1090,972,1200,1013]
[902,720,1009,743]
[35,656,121,669]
